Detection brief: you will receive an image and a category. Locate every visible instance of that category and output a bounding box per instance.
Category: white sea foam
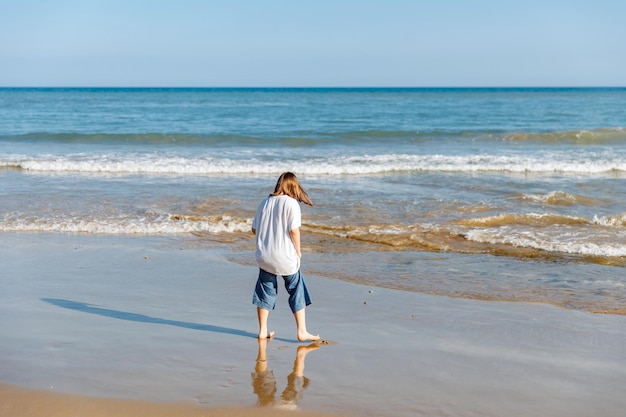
[593,213,626,227]
[466,228,626,257]
[2,151,626,176]
[514,190,598,206]
[0,214,250,235]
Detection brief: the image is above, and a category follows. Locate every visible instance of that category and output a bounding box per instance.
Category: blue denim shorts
[253,269,312,313]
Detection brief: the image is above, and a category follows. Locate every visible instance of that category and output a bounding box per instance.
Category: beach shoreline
[0,383,344,417]
[1,232,625,417]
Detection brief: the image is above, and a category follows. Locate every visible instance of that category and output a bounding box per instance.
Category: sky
[1,0,625,87]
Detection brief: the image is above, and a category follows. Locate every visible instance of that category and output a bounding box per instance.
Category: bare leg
[293,308,320,342]
[257,307,275,339]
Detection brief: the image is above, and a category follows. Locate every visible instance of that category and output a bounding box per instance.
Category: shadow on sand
[41,298,298,343]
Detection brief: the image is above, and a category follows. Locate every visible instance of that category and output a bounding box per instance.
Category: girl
[251,172,320,342]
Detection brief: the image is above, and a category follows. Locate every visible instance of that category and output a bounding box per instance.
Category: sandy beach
[1,232,625,417]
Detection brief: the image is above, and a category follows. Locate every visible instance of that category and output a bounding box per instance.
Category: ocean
[1,87,625,314]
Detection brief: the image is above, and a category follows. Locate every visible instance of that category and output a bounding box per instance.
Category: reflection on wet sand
[251,338,320,410]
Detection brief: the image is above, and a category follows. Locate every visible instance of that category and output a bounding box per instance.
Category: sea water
[1,87,625,313]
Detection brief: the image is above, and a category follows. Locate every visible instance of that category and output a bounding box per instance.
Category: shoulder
[256,196,270,209]
[280,195,300,208]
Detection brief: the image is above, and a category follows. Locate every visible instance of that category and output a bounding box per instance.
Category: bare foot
[258,330,275,339]
[297,331,320,342]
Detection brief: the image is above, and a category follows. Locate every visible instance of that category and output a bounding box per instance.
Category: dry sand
[1,233,625,417]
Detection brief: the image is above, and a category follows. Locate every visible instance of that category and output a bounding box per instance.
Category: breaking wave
[2,151,625,176]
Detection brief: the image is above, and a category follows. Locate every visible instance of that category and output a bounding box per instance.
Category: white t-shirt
[252,195,301,275]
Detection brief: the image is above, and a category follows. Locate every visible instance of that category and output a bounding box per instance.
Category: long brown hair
[270,172,313,206]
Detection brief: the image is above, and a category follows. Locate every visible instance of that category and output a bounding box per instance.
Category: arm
[289,227,301,258]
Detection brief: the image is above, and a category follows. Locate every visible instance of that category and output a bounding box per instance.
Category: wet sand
[0,383,341,417]
[1,233,625,417]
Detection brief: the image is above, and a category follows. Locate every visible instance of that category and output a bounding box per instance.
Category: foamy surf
[2,151,626,175]
[465,226,626,257]
[511,191,600,206]
[0,214,250,235]
[2,209,624,260]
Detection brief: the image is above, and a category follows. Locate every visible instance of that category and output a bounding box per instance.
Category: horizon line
[1,85,625,89]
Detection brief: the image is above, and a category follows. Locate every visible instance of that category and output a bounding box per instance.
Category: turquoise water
[1,88,625,313]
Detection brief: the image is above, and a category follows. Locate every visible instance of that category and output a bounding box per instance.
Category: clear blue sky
[1,0,624,87]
